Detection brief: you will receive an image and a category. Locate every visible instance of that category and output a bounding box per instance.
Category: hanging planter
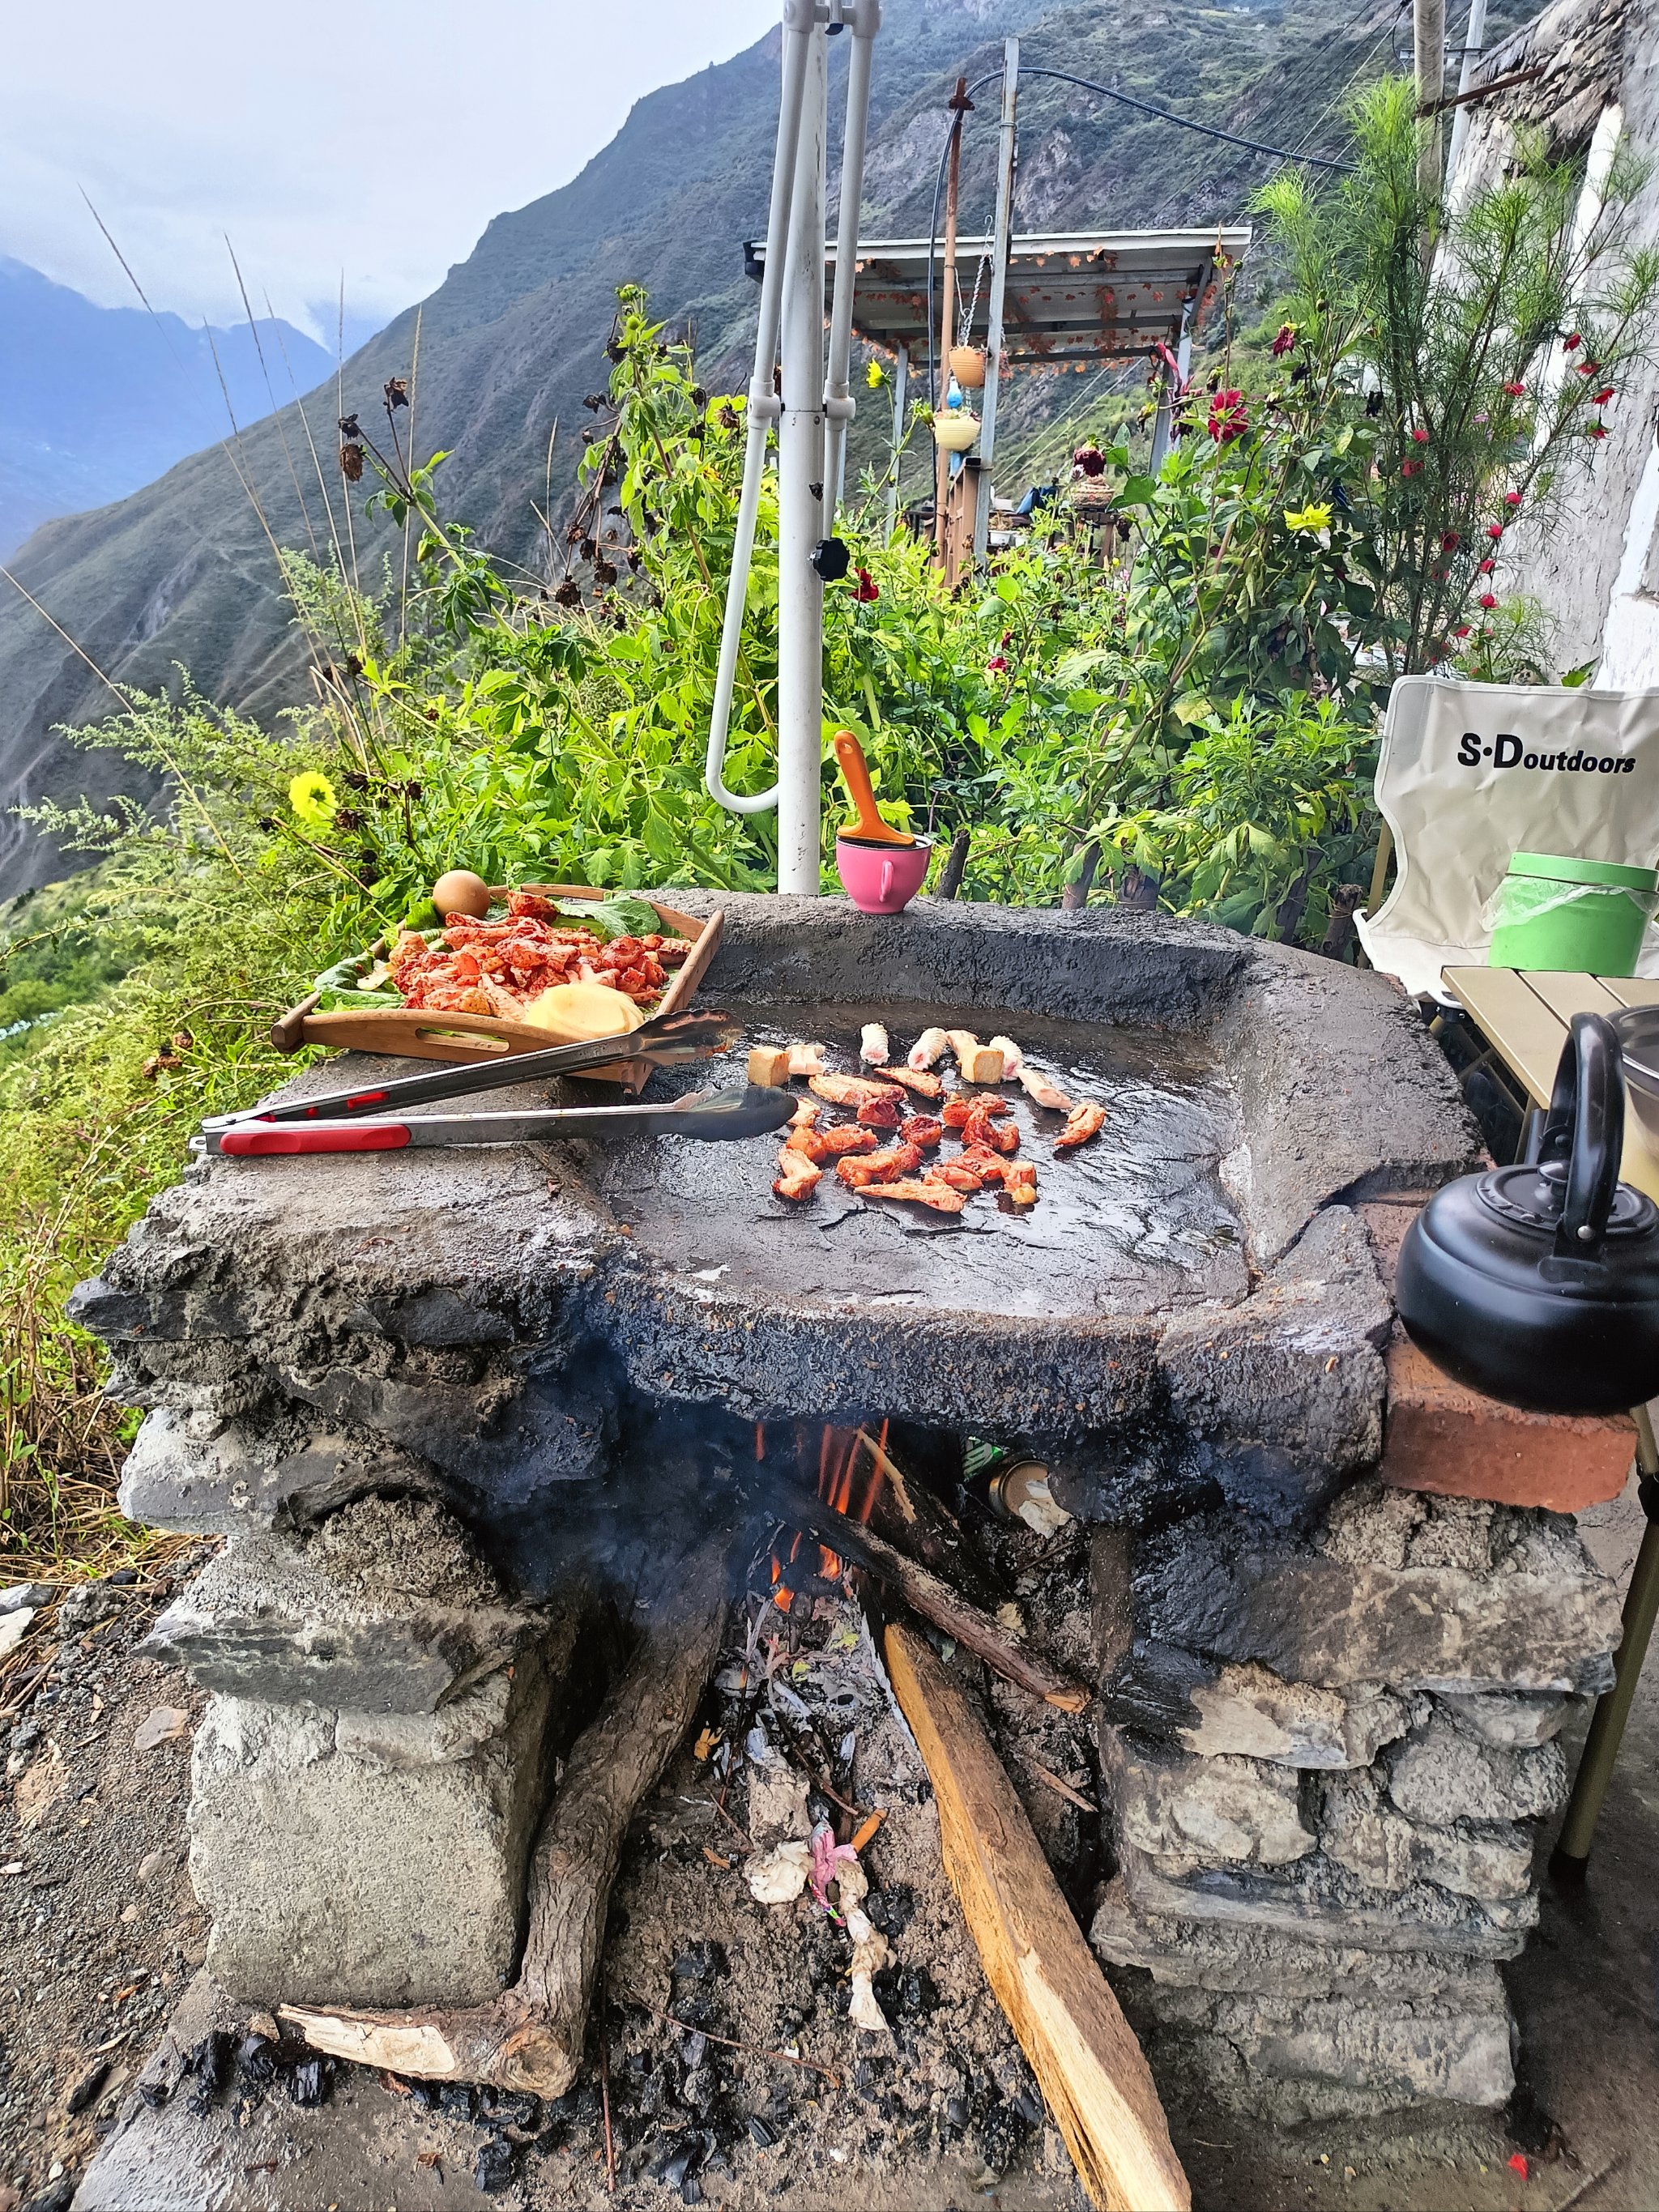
[934,408,981,454]
[949,345,986,390]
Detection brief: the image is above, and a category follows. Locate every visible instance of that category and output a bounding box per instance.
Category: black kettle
[1396,1012,1659,1415]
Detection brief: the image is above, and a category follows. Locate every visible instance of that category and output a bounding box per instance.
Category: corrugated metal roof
[748,227,1252,364]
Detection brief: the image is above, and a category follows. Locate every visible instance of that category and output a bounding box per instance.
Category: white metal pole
[972,39,1019,563]
[776,22,827,895]
[885,339,907,537]
[1444,0,1488,185]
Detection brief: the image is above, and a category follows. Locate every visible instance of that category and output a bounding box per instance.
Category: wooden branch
[854,1428,1000,1611]
[884,1625,1189,2212]
[281,1532,732,2093]
[935,827,972,901]
[776,1475,1090,1713]
[1418,61,1546,115]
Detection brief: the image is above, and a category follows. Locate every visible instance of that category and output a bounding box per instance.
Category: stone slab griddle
[596,998,1247,1321]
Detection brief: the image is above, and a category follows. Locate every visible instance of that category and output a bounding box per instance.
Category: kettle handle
[1537,1012,1625,1255]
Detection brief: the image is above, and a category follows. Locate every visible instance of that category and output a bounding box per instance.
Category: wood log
[884,1625,1189,2212]
[852,1428,1000,1611]
[281,1532,731,2093]
[775,1475,1089,1713]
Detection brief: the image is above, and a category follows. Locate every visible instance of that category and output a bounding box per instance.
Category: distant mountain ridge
[0,0,1511,897]
[0,258,337,558]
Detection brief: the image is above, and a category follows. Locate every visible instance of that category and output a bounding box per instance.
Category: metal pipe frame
[972,40,1019,563]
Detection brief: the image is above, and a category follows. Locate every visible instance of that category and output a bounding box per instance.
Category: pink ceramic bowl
[835,833,933,914]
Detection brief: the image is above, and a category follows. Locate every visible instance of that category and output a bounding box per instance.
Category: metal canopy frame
[748,226,1252,367]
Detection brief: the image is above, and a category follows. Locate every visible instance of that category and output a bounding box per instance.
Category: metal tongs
[200,1008,794,1157]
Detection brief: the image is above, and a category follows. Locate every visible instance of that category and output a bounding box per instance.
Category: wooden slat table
[1442,963,1659,1877]
[1444,967,1659,1200]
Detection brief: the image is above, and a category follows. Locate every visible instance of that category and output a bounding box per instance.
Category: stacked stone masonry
[1090,1479,1623,2120]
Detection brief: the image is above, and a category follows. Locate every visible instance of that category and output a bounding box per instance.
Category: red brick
[1381,1338,1635,1513]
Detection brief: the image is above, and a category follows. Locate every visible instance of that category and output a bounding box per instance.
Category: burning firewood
[885,1626,1190,2212]
[279,1532,733,2095]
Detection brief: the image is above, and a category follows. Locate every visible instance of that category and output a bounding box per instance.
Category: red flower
[1488,523,1505,539]
[1479,592,1498,609]
[1440,531,1461,551]
[1564,332,1582,351]
[1594,386,1616,404]
[1503,380,1526,396]
[1207,390,1248,444]
[1576,359,1602,377]
[1478,557,1496,573]
[987,656,1009,674]
[1402,461,1422,477]
[1454,625,1471,638]
[1589,420,1610,439]
[1412,426,1430,443]
[1503,491,1522,507]
[1432,567,1448,582]
[853,567,879,602]
[1271,323,1297,356]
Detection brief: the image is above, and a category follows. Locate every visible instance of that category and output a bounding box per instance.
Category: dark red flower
[1271,323,1297,356]
[1479,592,1498,609]
[1589,420,1610,439]
[1478,557,1496,573]
[1207,390,1248,444]
[1454,625,1471,638]
[1440,531,1461,551]
[987,656,1009,674]
[1503,380,1526,396]
[1564,333,1582,351]
[1402,460,1422,477]
[1576,360,1602,377]
[1594,386,1616,405]
[854,567,880,602]
[1411,426,1430,443]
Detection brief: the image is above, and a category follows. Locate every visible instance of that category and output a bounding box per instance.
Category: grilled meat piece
[964,1107,1020,1155]
[857,1093,904,1130]
[1017,1064,1074,1113]
[861,1177,967,1215]
[787,1122,877,1166]
[859,1022,890,1066]
[836,1140,923,1190]
[809,1072,905,1110]
[941,1093,1009,1127]
[774,1147,821,1201]
[1056,1100,1107,1150]
[907,1026,949,1070]
[987,1034,1025,1078]
[788,1099,820,1129]
[1003,1161,1038,1207]
[901,1115,943,1149]
[885,1065,945,1099]
[957,1146,1009,1183]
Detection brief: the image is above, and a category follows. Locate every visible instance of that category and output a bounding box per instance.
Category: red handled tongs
[198,1008,793,1157]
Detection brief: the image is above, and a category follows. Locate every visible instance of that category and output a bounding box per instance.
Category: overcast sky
[1,0,780,342]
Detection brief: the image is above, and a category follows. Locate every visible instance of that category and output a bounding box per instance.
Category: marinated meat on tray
[856,1094,904,1130]
[390,904,672,1014]
[861,1178,967,1215]
[836,1140,923,1190]
[962,1106,1019,1155]
[900,1115,943,1149]
[940,1093,1010,1130]
[809,1072,905,1110]
[1056,1100,1107,1150]
[785,1122,876,1166]
[885,1065,945,1100]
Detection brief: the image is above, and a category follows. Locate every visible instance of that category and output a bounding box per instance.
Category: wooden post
[1415,0,1446,202]
[885,1625,1191,2212]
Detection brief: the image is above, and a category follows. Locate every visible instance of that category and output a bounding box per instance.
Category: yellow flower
[1284,502,1333,532]
[288,770,337,826]
[865,358,887,390]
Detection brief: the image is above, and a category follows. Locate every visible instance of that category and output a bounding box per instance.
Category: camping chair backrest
[1355,676,1659,999]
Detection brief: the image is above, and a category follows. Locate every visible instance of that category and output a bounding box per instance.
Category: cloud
[0,0,778,341]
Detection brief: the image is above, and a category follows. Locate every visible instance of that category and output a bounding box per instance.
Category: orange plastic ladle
[833,730,914,846]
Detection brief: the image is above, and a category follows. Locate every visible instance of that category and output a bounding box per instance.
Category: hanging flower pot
[949,345,987,390]
[933,407,981,453]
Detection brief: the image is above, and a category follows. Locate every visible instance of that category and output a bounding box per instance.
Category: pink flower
[1402,461,1422,477]
[1478,557,1496,573]
[854,567,879,602]
[809,1824,859,1914]
[987,656,1009,675]
[1412,426,1430,443]
[1487,523,1504,540]
[1503,380,1526,396]
[1576,359,1602,377]
[1479,592,1498,609]
[1271,323,1297,356]
[1207,390,1248,444]
[1454,624,1471,638]
[1503,491,1522,508]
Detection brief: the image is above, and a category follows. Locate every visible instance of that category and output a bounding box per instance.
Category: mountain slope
[0,258,334,558]
[0,0,1435,896]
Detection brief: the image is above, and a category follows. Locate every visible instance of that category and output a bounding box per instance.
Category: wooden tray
[271,887,724,1082]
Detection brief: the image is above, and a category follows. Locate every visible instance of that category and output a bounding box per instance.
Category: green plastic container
[1487,850,1659,975]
